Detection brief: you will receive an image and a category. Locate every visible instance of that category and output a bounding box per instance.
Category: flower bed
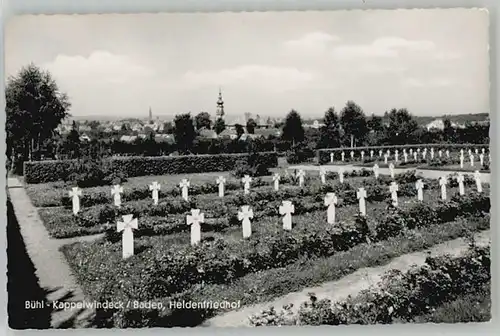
[249,244,490,325]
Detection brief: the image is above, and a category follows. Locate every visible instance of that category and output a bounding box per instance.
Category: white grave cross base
[149,181,161,205]
[373,164,380,179]
[389,182,399,207]
[238,205,254,238]
[416,179,424,201]
[474,171,483,193]
[111,185,123,207]
[357,188,367,216]
[297,169,306,187]
[319,168,326,184]
[273,173,281,191]
[187,209,204,245]
[279,201,295,230]
[242,175,252,195]
[69,187,82,215]
[324,193,338,224]
[179,179,190,201]
[117,214,138,259]
[216,176,226,197]
[457,173,465,195]
[439,177,448,200]
[389,163,395,179]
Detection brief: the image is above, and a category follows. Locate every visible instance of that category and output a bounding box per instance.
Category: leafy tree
[386,108,418,144]
[246,118,257,134]
[340,101,368,147]
[235,124,245,139]
[6,63,70,168]
[367,114,384,132]
[319,107,341,148]
[64,121,81,159]
[88,120,100,130]
[282,109,305,146]
[195,111,212,130]
[163,122,174,134]
[443,118,455,143]
[214,118,226,135]
[173,113,196,153]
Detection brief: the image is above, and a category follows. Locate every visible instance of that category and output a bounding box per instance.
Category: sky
[4,9,490,120]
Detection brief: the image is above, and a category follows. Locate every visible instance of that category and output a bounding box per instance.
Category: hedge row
[24,152,279,184]
[317,143,489,164]
[249,244,490,326]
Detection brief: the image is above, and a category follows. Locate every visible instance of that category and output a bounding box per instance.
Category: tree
[282,109,305,146]
[6,63,71,168]
[64,121,81,158]
[163,122,174,134]
[386,108,418,144]
[173,113,196,153]
[246,118,257,134]
[367,114,384,132]
[340,101,368,147]
[235,124,245,139]
[443,118,455,143]
[195,111,212,130]
[319,107,341,148]
[214,118,226,135]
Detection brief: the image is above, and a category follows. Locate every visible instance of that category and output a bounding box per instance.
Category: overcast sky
[5,9,490,120]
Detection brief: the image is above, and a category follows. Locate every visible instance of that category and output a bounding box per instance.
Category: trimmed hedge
[318,143,489,164]
[24,152,279,184]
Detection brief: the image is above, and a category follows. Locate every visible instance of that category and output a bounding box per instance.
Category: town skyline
[5,9,490,119]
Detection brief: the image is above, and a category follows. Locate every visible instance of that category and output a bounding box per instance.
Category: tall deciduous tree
[195,111,212,130]
[282,109,305,146]
[173,113,196,153]
[340,101,368,147]
[386,108,418,144]
[6,63,71,168]
[319,107,341,148]
[246,118,257,134]
[235,124,245,139]
[214,118,226,135]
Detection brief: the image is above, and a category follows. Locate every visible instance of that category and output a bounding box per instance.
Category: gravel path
[204,230,490,327]
[7,178,96,328]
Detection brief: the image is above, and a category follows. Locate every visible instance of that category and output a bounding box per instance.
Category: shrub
[24,152,279,183]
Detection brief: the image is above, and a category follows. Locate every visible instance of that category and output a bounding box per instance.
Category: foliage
[319,107,341,148]
[195,112,212,130]
[385,108,419,144]
[282,110,305,146]
[24,152,279,183]
[173,113,196,154]
[234,124,245,139]
[213,118,226,135]
[340,101,369,147]
[246,118,257,134]
[6,63,71,171]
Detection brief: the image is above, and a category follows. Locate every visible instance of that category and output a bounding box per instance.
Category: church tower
[216,88,225,120]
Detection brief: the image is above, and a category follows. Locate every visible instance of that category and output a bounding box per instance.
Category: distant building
[215,88,225,120]
[219,129,238,139]
[254,128,281,138]
[79,134,91,142]
[198,128,218,139]
[426,119,445,131]
[120,135,138,143]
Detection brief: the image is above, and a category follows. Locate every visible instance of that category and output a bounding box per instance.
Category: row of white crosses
[459,149,488,169]
[112,169,484,259]
[329,147,488,165]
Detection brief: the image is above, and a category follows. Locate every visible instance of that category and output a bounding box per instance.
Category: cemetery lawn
[61,215,489,327]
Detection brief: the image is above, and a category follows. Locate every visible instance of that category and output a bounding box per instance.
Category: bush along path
[247,242,490,326]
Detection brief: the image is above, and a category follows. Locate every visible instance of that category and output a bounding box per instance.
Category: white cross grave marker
[416,179,424,201]
[389,163,395,179]
[446,149,450,158]
[273,173,281,191]
[279,201,295,231]
[430,148,435,160]
[482,148,485,154]
[379,149,383,157]
[475,148,479,155]
[330,152,334,163]
[460,152,464,168]
[242,175,252,195]
[297,169,306,187]
[474,171,483,193]
[457,173,465,195]
[422,148,427,160]
[410,148,413,155]
[111,184,123,207]
[403,151,408,163]
[373,164,380,179]
[438,149,443,158]
[319,168,326,184]
[350,151,354,160]
[324,193,338,224]
[468,148,472,157]
[179,179,190,201]
[361,150,365,161]
[384,154,388,164]
[341,151,345,162]
[117,214,138,259]
[338,167,345,183]
[479,153,484,166]
[395,150,399,162]
[238,205,254,238]
[69,187,82,215]
[439,176,447,200]
[357,188,367,216]
[149,181,161,205]
[470,154,474,167]
[187,209,204,246]
[216,176,226,197]
[413,152,417,161]
[389,182,399,207]
[370,150,374,159]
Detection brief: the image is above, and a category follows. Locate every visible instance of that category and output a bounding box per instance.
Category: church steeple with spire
[216,87,225,120]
